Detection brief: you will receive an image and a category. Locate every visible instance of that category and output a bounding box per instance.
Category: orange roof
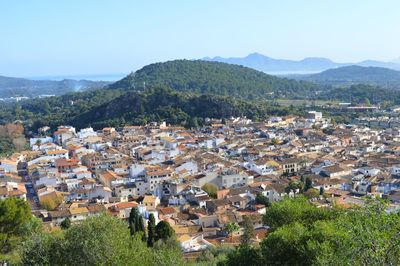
[115,201,138,210]
[146,168,173,176]
[159,207,176,215]
[55,158,80,167]
[47,149,68,155]
[99,170,120,181]
[67,144,83,151]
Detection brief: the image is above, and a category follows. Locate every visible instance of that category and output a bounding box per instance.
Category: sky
[1,0,400,78]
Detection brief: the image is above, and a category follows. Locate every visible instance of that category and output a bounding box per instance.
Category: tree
[137,213,145,240]
[260,222,331,266]
[0,137,15,157]
[304,188,320,199]
[147,214,156,247]
[155,220,175,242]
[128,207,137,236]
[240,216,255,247]
[219,198,400,266]
[202,183,218,199]
[128,207,145,237]
[255,193,270,207]
[54,214,150,265]
[285,180,301,194]
[319,186,325,196]
[20,230,64,266]
[304,177,313,192]
[0,198,31,254]
[332,200,400,265]
[262,196,335,231]
[187,116,199,128]
[225,222,240,242]
[221,245,261,266]
[60,217,71,230]
[20,214,186,265]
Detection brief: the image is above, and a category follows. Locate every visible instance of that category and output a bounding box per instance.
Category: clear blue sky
[1,0,399,77]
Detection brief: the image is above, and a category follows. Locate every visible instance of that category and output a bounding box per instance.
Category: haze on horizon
[1,0,399,78]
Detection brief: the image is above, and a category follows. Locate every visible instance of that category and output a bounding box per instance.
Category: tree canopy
[221,197,400,266]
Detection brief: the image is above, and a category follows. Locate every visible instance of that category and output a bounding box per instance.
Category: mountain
[4,59,400,132]
[204,53,400,74]
[109,59,319,99]
[1,59,317,131]
[299,65,400,88]
[0,75,111,98]
[391,57,400,64]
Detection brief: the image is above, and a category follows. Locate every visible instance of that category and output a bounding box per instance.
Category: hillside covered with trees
[109,60,320,99]
[300,65,400,89]
[0,85,302,134]
[2,60,400,135]
[317,84,400,105]
[0,76,110,98]
[71,87,297,129]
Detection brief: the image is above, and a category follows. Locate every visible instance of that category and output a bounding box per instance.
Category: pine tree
[129,207,146,239]
[147,213,156,247]
[241,216,255,247]
[136,213,145,233]
[60,217,71,230]
[128,207,138,236]
[155,220,175,241]
[304,177,313,192]
[319,186,325,196]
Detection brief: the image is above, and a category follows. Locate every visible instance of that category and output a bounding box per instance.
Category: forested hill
[71,87,291,129]
[0,75,110,98]
[301,65,400,88]
[109,60,320,99]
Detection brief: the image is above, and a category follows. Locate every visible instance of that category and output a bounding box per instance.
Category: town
[2,110,400,256]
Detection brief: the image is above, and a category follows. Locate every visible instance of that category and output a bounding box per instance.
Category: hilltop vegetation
[0,88,125,133]
[71,87,297,129]
[109,60,320,99]
[0,76,110,98]
[318,84,400,105]
[300,65,400,89]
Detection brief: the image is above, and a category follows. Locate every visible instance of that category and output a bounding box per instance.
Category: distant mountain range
[294,65,400,89]
[0,76,110,98]
[203,52,400,74]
